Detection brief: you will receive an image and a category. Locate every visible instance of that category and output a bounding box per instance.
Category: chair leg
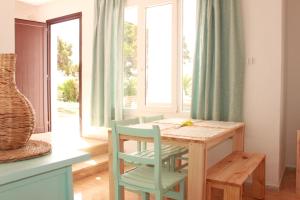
[141,192,150,200]
[178,179,185,200]
[163,160,170,169]
[170,156,176,171]
[172,157,181,193]
[251,158,265,199]
[115,185,124,200]
[155,192,162,200]
[137,141,142,152]
[185,177,188,200]
[175,157,182,172]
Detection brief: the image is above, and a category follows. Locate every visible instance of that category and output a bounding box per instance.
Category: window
[123,6,138,109]
[182,0,196,111]
[146,4,173,106]
[124,0,196,114]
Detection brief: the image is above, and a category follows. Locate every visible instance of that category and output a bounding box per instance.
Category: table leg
[232,126,245,152]
[187,143,207,200]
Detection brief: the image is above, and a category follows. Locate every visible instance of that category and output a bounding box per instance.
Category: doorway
[47,13,82,136]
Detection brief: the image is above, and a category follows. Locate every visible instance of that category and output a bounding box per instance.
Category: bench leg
[206,182,226,200]
[224,185,242,200]
[251,158,265,199]
[206,182,212,200]
[206,182,241,200]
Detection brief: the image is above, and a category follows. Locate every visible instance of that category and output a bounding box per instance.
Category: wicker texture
[0,54,35,150]
[0,140,51,163]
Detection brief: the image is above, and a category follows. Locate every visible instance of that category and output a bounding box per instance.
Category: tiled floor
[74,168,300,200]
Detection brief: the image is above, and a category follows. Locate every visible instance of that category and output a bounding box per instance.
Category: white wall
[242,0,285,187]
[0,0,15,53]
[15,0,94,134]
[15,1,39,21]
[285,0,300,167]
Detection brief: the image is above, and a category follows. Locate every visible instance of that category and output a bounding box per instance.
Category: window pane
[123,6,138,109]
[146,4,172,106]
[182,0,196,111]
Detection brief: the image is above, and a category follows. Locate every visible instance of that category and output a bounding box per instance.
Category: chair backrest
[113,118,140,126]
[113,118,146,152]
[140,115,164,151]
[112,123,162,189]
[141,115,164,123]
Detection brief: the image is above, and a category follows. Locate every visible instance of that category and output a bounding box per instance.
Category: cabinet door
[0,167,73,200]
[15,19,49,133]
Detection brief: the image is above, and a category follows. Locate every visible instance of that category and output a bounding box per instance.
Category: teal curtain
[191,0,245,122]
[91,0,124,127]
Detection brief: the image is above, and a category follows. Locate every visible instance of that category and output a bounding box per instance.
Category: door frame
[46,12,83,135]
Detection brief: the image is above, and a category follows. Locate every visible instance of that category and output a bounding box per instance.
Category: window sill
[123,108,190,119]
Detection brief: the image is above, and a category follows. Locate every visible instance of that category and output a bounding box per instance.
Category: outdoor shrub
[58,79,79,102]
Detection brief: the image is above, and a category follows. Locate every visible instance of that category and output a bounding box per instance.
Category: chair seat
[120,166,186,191]
[131,144,188,161]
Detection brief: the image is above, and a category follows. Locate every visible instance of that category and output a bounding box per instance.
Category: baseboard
[266,183,280,191]
[266,166,296,191]
[265,167,286,191]
[286,165,296,169]
[278,167,286,189]
[246,179,280,191]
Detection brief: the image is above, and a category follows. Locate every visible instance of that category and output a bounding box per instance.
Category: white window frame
[125,0,189,117]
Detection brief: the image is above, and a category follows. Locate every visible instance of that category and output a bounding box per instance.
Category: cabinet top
[0,140,90,185]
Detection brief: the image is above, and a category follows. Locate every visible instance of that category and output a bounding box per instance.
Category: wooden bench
[206,151,265,200]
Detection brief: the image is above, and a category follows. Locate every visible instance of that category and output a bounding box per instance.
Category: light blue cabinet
[0,147,90,200]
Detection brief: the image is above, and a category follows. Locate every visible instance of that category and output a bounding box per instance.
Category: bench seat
[206,151,266,200]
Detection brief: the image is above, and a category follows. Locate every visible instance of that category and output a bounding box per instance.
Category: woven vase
[0,54,35,150]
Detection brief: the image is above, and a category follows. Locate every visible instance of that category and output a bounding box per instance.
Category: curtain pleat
[91,0,124,127]
[191,0,245,122]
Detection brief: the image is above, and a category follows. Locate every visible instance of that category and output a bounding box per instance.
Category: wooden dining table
[108,118,245,200]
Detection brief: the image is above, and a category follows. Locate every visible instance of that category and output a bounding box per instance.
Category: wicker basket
[0,54,35,150]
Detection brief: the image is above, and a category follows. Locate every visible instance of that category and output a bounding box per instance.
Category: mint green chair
[112,118,143,152]
[141,115,165,124]
[113,118,175,168]
[141,115,189,171]
[112,124,187,200]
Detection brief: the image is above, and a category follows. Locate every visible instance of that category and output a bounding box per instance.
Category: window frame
[124,0,189,116]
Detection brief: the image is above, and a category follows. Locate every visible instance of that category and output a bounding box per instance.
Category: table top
[124,118,244,144]
[0,139,90,185]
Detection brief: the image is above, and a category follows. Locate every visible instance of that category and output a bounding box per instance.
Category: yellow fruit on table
[180,120,193,127]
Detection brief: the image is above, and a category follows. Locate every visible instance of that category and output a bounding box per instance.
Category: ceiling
[17,0,59,6]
